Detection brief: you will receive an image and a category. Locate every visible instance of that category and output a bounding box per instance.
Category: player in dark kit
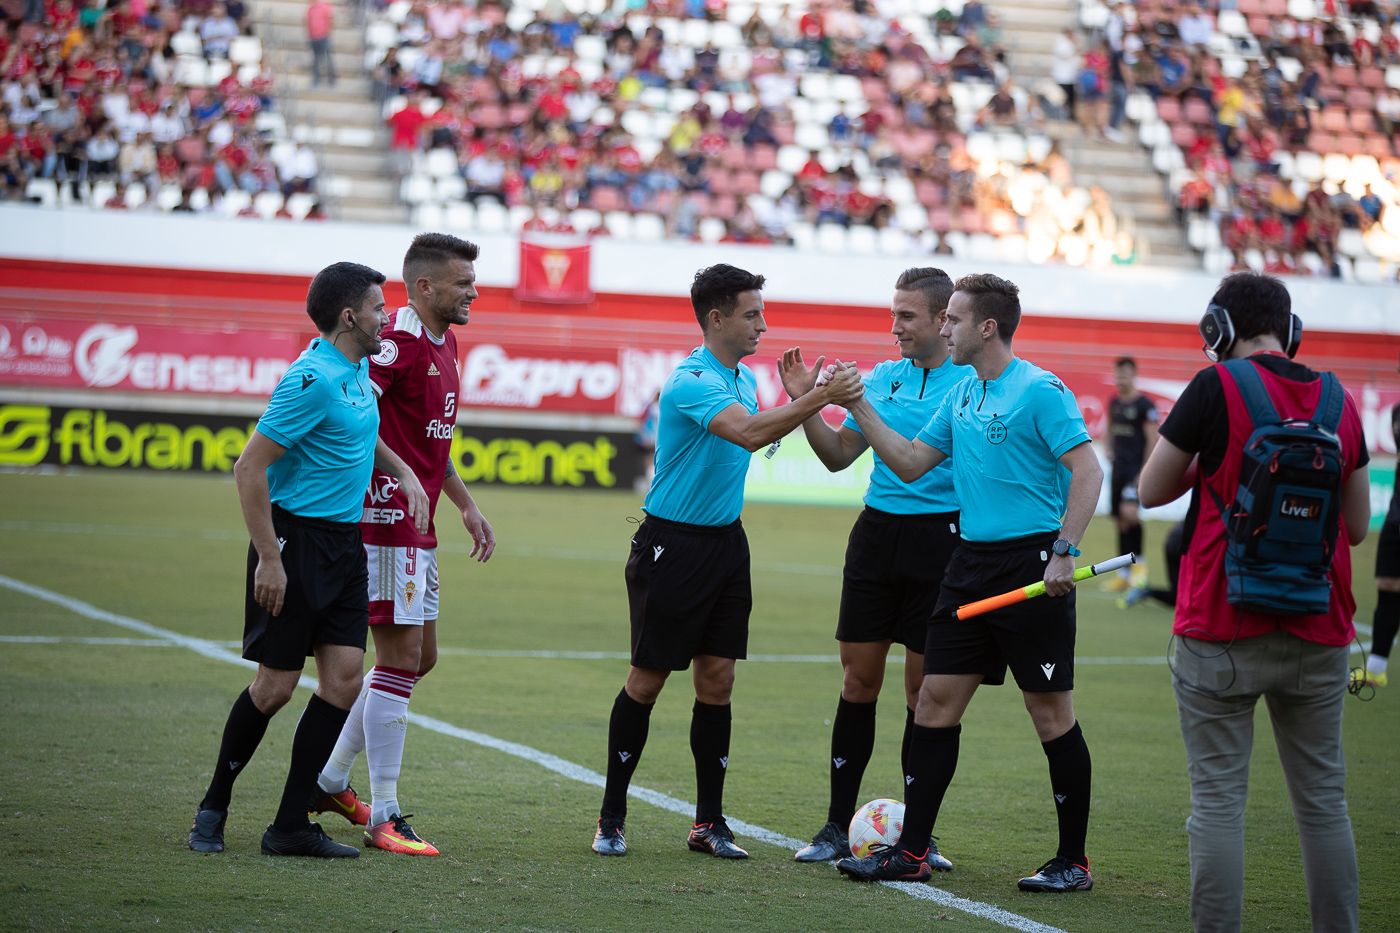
[833,273,1103,892]
[1105,357,1157,595]
[1361,400,1400,688]
[590,264,863,859]
[188,262,429,858]
[777,268,969,867]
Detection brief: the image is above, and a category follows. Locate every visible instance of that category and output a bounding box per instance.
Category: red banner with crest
[516,236,592,304]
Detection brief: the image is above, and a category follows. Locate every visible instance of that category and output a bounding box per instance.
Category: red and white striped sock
[366,665,416,826]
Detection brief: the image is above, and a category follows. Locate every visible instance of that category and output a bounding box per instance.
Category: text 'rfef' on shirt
[644,345,757,527]
[918,356,1090,542]
[256,336,379,523]
[843,356,970,514]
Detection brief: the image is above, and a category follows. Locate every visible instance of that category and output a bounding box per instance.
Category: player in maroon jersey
[313,233,495,856]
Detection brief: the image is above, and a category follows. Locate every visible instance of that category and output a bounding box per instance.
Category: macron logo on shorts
[653,546,664,562]
[276,537,286,552]
[1041,663,1056,680]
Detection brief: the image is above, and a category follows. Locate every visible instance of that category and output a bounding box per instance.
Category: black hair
[895,267,954,315]
[1115,356,1137,369]
[953,273,1020,342]
[1209,272,1292,346]
[305,262,386,333]
[403,232,480,285]
[690,263,766,329]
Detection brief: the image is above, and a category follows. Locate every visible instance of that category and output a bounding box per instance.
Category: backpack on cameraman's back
[1210,358,1345,616]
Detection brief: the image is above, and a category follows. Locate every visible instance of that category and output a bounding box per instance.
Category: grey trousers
[1173,632,1358,933]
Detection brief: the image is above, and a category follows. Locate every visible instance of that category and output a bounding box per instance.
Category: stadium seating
[0,2,322,220]
[1075,0,1400,278]
[366,0,1140,264]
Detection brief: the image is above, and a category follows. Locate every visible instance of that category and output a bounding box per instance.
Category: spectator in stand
[976,80,1020,129]
[1358,184,1383,231]
[1106,45,1131,142]
[279,140,318,194]
[1176,3,1213,48]
[104,181,130,209]
[958,0,987,38]
[1377,88,1400,145]
[1078,42,1110,138]
[1222,210,1258,268]
[387,90,429,176]
[1053,30,1081,121]
[950,35,995,82]
[118,129,156,186]
[371,47,402,106]
[307,0,336,87]
[201,3,240,59]
[84,124,120,180]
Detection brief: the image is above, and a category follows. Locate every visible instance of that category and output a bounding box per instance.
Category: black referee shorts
[1110,464,1140,515]
[924,531,1076,693]
[836,507,960,651]
[625,515,751,671]
[1377,519,1400,579]
[242,505,369,671]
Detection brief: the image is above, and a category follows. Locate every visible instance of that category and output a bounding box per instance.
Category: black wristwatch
[1052,538,1082,558]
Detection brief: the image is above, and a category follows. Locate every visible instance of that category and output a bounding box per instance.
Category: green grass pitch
[0,470,1395,932]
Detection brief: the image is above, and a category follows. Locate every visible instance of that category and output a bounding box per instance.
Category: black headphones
[1199,303,1302,362]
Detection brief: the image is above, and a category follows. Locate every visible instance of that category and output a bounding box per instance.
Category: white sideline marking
[0,574,1067,933]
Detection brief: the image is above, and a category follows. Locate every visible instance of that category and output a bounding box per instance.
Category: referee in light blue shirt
[189,262,427,861]
[776,268,969,868]
[835,273,1104,894]
[591,264,864,861]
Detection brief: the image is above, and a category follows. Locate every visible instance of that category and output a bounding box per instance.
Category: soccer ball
[848,797,905,858]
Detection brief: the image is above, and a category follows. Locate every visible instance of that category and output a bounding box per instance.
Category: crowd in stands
[374,0,1139,264]
[0,0,325,219]
[1062,0,1400,279]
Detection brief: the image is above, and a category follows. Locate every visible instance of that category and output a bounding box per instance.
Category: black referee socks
[690,700,732,825]
[826,696,878,827]
[273,693,350,831]
[601,687,654,821]
[200,687,272,813]
[1120,524,1143,562]
[1372,591,1400,659]
[897,722,961,853]
[1042,720,1092,865]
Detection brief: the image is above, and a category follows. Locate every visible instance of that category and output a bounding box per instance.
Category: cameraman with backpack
[1138,272,1370,933]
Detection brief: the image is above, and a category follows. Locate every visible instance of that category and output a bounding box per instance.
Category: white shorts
[366,544,439,626]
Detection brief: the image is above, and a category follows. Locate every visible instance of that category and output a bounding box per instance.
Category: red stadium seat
[590,185,625,212]
[1349,109,1375,133]
[1345,88,1374,111]
[1184,98,1213,125]
[750,145,778,171]
[1319,107,1350,133]
[1157,96,1181,123]
[733,170,761,195]
[1360,68,1387,90]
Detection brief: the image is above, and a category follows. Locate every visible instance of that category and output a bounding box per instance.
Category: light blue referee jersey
[256,337,379,523]
[842,356,970,514]
[917,356,1090,542]
[643,345,757,526]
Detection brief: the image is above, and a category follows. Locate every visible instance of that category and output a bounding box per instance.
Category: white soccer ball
[848,797,905,858]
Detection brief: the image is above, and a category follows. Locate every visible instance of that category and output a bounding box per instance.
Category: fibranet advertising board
[0,404,643,491]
